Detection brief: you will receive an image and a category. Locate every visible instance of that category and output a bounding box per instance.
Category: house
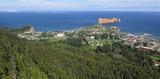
[154,61,160,67]
[109,26,120,32]
[141,46,153,51]
[24,27,35,34]
[90,36,95,39]
[55,32,64,38]
[96,43,103,47]
[157,48,160,55]
[127,36,138,43]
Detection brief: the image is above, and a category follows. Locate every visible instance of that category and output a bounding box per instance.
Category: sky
[0,0,159,12]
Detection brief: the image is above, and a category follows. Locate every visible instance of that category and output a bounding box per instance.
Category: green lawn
[150,56,160,62]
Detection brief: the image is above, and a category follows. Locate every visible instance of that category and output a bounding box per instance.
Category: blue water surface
[0,11,160,35]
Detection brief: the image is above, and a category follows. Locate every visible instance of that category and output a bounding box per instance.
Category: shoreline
[1,25,160,38]
[16,25,160,56]
[37,26,160,38]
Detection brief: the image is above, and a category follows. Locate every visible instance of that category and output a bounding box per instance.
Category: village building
[55,32,65,38]
[109,26,120,32]
[141,46,153,51]
[127,36,138,43]
[154,61,160,67]
[90,36,95,39]
[157,48,160,55]
[24,27,35,34]
[96,43,103,47]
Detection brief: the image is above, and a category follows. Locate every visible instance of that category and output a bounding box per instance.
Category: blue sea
[0,11,160,36]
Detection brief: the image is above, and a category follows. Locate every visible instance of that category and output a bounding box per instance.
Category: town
[17,18,160,67]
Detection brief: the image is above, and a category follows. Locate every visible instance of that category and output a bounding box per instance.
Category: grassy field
[150,55,160,62]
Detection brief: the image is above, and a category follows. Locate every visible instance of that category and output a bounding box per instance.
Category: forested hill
[0,28,160,79]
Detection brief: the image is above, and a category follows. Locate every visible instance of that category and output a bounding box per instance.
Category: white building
[154,62,160,67]
[24,27,35,34]
[55,33,65,38]
[90,36,95,39]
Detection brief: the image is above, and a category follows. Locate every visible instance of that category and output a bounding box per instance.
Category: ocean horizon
[0,11,160,36]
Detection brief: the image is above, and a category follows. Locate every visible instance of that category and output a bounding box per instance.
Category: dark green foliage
[17,26,32,31]
[65,37,88,47]
[0,28,160,79]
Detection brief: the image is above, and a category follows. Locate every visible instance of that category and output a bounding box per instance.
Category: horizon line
[0,10,160,13]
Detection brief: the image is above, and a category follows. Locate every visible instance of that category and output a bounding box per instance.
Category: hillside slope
[0,28,160,79]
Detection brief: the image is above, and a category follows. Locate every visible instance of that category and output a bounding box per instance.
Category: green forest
[0,27,160,79]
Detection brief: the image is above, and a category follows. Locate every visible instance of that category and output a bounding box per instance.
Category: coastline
[0,11,160,34]
[17,25,160,52]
